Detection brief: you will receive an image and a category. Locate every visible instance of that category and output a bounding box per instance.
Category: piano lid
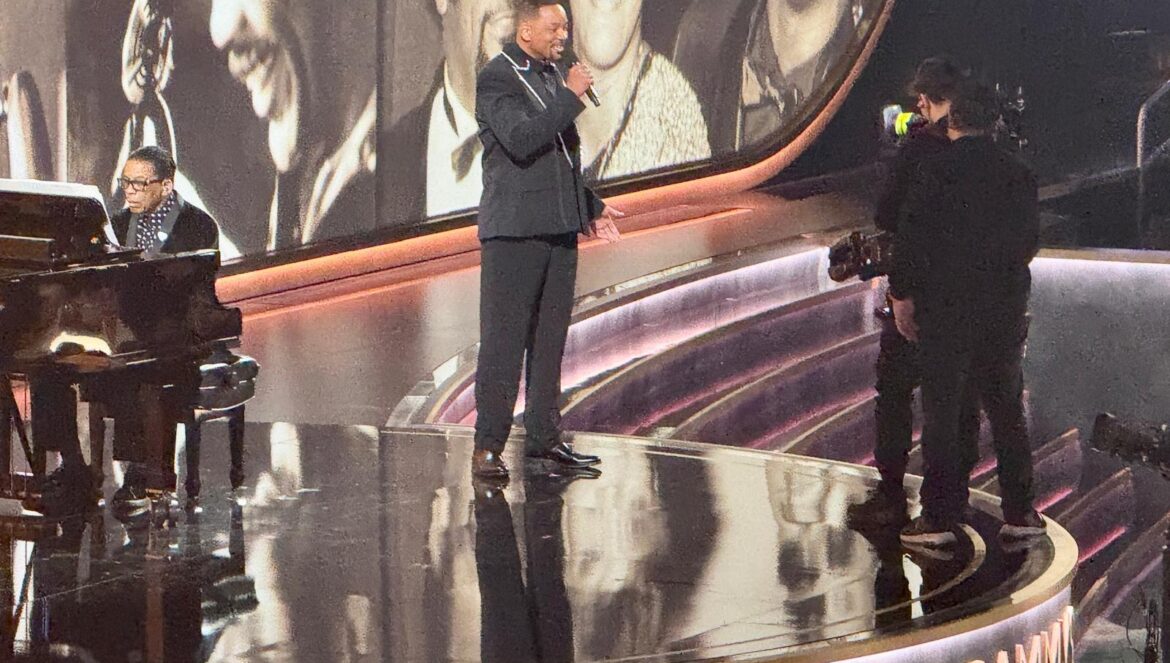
[0,178,122,267]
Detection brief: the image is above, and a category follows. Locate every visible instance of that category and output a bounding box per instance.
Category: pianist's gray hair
[126,145,176,181]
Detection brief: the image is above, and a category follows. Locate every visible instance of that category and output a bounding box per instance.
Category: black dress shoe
[472,449,510,478]
[111,465,152,518]
[25,463,97,518]
[548,465,602,480]
[526,442,601,468]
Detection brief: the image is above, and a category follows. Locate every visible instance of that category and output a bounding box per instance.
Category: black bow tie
[539,62,559,95]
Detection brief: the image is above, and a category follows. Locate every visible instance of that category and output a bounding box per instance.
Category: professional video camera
[878,81,1027,151]
[827,230,893,283]
[1089,412,1170,663]
[1089,412,1170,477]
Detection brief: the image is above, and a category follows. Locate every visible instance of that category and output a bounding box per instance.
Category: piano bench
[183,354,259,507]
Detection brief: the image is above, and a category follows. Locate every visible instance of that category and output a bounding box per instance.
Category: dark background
[6,1,1170,262]
[783,0,1170,187]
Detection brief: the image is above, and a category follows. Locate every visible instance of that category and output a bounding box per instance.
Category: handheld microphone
[563,46,600,107]
[584,83,601,108]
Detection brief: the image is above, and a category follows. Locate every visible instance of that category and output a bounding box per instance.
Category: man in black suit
[889,81,1044,546]
[471,0,623,479]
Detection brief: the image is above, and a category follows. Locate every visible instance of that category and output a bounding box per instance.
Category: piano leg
[0,524,13,657]
[228,405,245,491]
[88,403,106,500]
[184,417,201,506]
[141,384,177,495]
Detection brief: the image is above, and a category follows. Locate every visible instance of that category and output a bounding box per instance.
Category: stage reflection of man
[21,504,253,662]
[568,0,710,180]
[209,0,377,249]
[737,0,863,149]
[383,0,517,221]
[474,477,574,663]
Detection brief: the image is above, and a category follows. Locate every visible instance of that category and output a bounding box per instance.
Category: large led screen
[0,0,887,263]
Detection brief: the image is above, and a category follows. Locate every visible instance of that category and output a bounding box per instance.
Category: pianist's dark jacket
[475,42,604,240]
[111,193,219,256]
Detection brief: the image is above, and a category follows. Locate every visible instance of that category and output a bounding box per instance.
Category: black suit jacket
[889,135,1039,312]
[475,42,603,240]
[111,194,219,256]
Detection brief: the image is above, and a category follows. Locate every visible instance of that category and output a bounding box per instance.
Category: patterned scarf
[135,192,176,252]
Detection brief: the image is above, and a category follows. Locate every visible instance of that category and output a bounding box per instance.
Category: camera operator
[890,80,1043,546]
[848,57,980,527]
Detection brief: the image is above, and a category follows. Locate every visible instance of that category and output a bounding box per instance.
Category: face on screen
[765,0,848,72]
[569,0,643,70]
[209,0,307,173]
[438,0,516,77]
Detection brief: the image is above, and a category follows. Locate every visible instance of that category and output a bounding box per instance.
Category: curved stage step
[560,282,882,436]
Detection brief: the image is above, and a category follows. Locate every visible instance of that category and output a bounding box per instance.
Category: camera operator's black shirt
[874,120,950,233]
[889,135,1038,311]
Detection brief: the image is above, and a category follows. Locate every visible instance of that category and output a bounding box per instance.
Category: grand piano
[0,178,244,516]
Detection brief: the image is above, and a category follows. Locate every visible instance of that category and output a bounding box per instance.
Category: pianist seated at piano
[0,145,239,518]
[103,146,223,513]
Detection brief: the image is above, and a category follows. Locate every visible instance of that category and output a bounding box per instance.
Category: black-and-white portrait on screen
[383,0,517,223]
[570,0,711,181]
[736,0,881,151]
[63,0,377,258]
[3,0,887,261]
[208,0,378,250]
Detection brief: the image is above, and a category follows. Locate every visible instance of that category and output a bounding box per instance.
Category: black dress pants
[29,375,84,467]
[475,234,578,454]
[917,306,1034,523]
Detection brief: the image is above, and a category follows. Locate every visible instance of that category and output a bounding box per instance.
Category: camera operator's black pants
[475,234,578,455]
[917,306,1035,524]
[874,314,979,488]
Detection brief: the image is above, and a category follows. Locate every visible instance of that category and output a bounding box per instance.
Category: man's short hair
[911,56,968,103]
[517,0,562,21]
[127,145,176,180]
[948,80,999,133]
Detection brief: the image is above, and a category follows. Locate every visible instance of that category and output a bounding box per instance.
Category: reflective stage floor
[226,183,1155,657]
[2,423,1074,662]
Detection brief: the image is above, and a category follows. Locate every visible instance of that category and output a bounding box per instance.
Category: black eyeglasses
[117,177,165,192]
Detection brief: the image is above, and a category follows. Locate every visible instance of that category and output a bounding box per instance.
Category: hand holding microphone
[565,60,600,107]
